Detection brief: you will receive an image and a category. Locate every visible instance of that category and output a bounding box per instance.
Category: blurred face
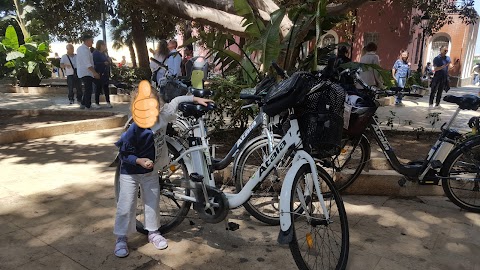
[66,45,74,55]
[401,52,408,60]
[441,47,448,56]
[84,38,94,47]
[100,44,107,52]
[167,41,176,51]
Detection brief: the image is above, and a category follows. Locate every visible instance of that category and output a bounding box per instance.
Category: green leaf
[0,43,5,53]
[5,61,15,68]
[234,0,265,38]
[27,61,37,73]
[3,25,19,49]
[37,42,48,53]
[6,51,24,61]
[258,8,286,72]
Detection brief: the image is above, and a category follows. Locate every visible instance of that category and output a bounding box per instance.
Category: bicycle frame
[367,107,463,180]
[167,115,330,235]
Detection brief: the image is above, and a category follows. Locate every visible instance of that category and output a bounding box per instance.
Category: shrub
[110,65,151,86]
[207,75,256,130]
[1,25,49,86]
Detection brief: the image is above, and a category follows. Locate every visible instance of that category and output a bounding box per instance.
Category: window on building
[321,34,336,47]
[364,32,379,46]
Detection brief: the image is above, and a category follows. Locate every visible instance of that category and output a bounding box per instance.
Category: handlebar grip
[239,94,262,101]
[271,62,287,79]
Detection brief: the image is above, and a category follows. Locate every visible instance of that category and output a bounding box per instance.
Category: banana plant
[2,25,49,86]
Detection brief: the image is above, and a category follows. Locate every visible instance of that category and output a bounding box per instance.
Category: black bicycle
[324,69,480,212]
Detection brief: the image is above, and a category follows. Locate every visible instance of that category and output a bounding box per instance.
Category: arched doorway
[427,35,450,64]
[319,30,339,48]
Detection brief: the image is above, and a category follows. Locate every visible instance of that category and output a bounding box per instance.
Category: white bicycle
[114,71,350,269]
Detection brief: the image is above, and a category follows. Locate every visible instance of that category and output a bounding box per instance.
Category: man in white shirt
[60,44,82,104]
[166,40,182,77]
[76,33,100,109]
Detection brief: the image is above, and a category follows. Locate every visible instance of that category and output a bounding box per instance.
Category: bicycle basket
[263,72,319,117]
[296,80,346,158]
[344,94,378,137]
[159,78,189,103]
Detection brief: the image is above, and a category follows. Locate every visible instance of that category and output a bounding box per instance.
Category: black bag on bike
[263,72,319,116]
[159,78,189,103]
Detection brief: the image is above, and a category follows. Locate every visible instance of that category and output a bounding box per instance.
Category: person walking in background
[392,50,411,106]
[430,46,459,109]
[166,39,182,77]
[60,44,82,105]
[149,40,169,83]
[181,44,194,76]
[424,62,434,80]
[471,63,480,86]
[323,46,351,79]
[77,33,100,109]
[359,42,383,88]
[93,40,112,108]
[120,56,127,67]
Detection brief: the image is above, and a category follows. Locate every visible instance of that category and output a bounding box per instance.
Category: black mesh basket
[295,80,346,158]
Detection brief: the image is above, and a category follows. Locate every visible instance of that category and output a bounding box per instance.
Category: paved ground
[0,128,479,270]
[0,83,480,269]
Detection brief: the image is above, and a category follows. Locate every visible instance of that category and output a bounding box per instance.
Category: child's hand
[193,97,214,107]
[136,158,154,169]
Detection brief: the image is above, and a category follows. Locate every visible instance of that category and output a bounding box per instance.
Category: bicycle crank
[194,185,229,224]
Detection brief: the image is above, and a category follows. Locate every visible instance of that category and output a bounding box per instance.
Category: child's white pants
[114,172,160,236]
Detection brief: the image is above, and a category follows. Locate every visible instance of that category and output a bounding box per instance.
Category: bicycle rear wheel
[441,138,480,212]
[322,135,369,192]
[289,164,349,270]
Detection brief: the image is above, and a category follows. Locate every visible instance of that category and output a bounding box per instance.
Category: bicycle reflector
[169,165,178,172]
[306,233,314,249]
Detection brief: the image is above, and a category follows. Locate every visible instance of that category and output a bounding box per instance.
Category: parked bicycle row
[111,60,480,269]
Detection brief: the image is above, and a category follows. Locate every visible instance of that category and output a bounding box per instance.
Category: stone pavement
[0,129,479,270]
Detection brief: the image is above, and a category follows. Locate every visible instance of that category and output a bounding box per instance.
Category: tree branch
[137,0,249,36]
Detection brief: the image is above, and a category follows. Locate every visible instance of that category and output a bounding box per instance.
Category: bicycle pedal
[226,221,240,231]
[190,173,204,182]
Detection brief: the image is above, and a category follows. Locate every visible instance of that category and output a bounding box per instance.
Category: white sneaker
[106,102,113,108]
[428,104,434,110]
[148,231,168,250]
[434,105,442,109]
[91,103,101,109]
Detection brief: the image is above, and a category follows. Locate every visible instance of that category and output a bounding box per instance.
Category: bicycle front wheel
[289,164,349,270]
[441,138,480,212]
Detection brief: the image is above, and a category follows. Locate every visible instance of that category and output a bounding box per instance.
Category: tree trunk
[131,9,149,69]
[128,41,137,68]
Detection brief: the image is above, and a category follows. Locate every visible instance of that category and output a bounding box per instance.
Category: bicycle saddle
[444,94,480,110]
[191,88,213,98]
[178,102,216,118]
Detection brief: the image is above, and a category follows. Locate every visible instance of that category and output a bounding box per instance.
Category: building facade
[326,0,479,86]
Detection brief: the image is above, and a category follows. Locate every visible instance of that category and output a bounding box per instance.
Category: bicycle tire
[289,164,349,270]
[440,137,480,213]
[326,135,369,192]
[114,141,191,235]
[234,137,291,225]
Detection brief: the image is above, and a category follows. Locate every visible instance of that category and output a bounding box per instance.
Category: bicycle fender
[166,136,194,173]
[277,158,308,245]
